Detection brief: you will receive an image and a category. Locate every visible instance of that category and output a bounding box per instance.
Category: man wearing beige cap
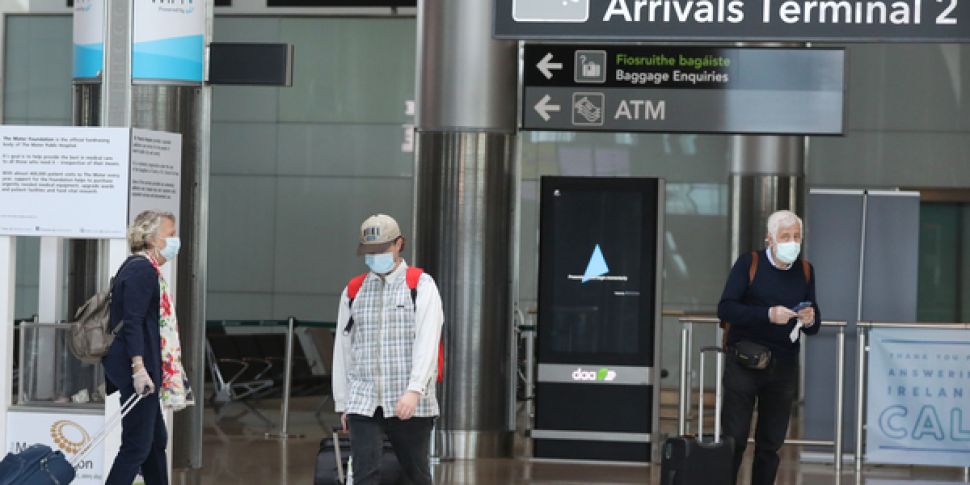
[332,214,444,485]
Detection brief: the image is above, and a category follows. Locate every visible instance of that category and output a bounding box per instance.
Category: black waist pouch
[733,340,772,370]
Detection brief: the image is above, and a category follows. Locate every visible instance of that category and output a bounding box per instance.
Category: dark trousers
[349,407,434,485]
[720,353,798,485]
[106,390,168,485]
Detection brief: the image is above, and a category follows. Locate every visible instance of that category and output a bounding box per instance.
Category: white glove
[132,368,155,396]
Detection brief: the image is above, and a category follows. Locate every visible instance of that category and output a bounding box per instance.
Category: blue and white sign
[72,0,104,79]
[866,329,970,467]
[133,0,205,84]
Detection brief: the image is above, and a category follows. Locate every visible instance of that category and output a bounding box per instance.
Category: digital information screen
[538,177,659,365]
[533,176,663,463]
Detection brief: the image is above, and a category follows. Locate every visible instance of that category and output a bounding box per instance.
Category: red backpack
[345,267,444,384]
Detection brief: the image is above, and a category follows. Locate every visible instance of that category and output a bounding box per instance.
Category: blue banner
[72,0,104,79]
[132,0,205,84]
[866,329,970,467]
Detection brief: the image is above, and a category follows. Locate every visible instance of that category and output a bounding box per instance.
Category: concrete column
[415,0,518,459]
[728,135,806,263]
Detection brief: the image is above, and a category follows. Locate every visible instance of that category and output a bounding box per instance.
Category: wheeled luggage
[0,393,144,485]
[660,346,735,485]
[314,429,402,485]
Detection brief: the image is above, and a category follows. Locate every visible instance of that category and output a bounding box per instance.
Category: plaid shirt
[333,262,443,418]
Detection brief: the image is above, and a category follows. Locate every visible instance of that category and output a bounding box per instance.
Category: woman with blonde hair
[103,210,192,485]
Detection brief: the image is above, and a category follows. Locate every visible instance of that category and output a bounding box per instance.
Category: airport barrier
[677,316,848,471]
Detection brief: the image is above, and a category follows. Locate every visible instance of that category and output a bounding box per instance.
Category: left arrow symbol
[537,52,563,80]
[534,95,561,122]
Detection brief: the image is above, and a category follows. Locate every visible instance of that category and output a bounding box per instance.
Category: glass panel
[917,202,970,323]
[17,323,104,408]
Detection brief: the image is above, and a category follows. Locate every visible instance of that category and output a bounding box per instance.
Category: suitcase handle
[333,431,346,484]
[697,346,724,445]
[70,393,144,467]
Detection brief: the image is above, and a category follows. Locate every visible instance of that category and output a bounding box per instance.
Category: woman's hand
[132,368,155,396]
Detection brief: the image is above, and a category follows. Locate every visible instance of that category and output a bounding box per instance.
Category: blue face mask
[160,237,181,261]
[365,252,395,274]
[775,241,801,264]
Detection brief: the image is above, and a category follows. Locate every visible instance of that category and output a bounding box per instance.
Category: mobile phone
[792,301,812,312]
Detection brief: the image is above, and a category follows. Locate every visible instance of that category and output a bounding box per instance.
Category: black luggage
[661,346,735,485]
[0,393,144,485]
[314,429,402,485]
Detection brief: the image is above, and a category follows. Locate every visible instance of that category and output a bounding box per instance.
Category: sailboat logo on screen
[569,244,629,283]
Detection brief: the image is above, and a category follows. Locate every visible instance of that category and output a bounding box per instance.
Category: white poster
[72,0,104,79]
[5,410,106,484]
[866,329,970,467]
[0,126,130,238]
[129,128,182,224]
[132,0,205,83]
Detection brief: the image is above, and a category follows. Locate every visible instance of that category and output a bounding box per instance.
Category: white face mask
[159,237,180,261]
[365,252,396,274]
[775,241,801,264]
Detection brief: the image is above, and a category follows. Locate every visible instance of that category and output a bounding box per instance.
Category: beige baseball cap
[357,214,402,256]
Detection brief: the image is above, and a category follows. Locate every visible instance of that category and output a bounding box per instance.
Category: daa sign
[496,0,970,42]
[522,45,844,135]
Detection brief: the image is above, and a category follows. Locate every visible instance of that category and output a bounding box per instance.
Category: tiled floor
[172,397,970,485]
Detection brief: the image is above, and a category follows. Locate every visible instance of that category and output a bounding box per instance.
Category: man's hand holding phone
[792,301,815,327]
[769,306,798,325]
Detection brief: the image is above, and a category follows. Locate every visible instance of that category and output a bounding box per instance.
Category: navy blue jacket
[103,256,161,395]
[718,250,822,361]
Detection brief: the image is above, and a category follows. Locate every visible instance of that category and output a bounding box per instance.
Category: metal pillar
[854,328,867,472]
[130,83,211,469]
[69,0,212,469]
[728,135,805,263]
[415,0,517,459]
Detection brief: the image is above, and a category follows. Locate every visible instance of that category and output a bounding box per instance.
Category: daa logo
[572,367,618,382]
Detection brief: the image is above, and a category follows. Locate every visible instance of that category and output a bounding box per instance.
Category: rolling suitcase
[661,346,735,485]
[314,429,402,485]
[0,393,144,485]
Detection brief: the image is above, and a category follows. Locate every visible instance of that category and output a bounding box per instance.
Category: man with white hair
[717,209,821,485]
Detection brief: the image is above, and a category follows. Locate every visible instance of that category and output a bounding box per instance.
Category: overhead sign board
[521,45,844,135]
[496,0,970,42]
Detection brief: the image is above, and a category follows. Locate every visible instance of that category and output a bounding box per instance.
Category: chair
[205,337,274,425]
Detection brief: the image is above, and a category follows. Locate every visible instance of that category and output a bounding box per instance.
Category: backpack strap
[346,274,367,301]
[404,267,443,383]
[802,259,811,284]
[722,251,760,348]
[748,250,759,284]
[107,255,146,333]
[342,273,368,335]
[406,267,424,308]
[342,268,423,334]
